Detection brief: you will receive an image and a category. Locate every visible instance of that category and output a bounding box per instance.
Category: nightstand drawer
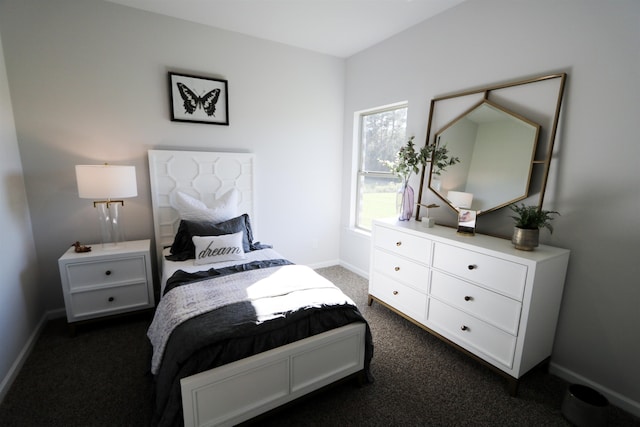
[66,256,147,290]
[430,270,522,335]
[428,298,516,369]
[432,243,527,300]
[372,249,429,292]
[70,282,151,319]
[373,225,431,264]
[370,271,427,322]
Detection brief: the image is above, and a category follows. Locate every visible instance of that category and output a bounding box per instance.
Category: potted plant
[509,203,559,250]
[381,136,459,221]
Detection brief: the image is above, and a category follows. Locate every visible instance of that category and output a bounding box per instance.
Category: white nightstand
[58,240,155,327]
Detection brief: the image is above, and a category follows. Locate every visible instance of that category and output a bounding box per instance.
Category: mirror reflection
[429,100,540,214]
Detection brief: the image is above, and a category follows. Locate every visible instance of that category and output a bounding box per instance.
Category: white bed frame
[148,150,367,427]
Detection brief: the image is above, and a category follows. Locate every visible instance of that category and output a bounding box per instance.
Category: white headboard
[148,150,255,269]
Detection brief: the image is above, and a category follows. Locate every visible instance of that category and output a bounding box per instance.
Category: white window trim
[349,101,408,233]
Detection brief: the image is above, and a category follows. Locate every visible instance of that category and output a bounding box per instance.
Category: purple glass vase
[398,183,414,221]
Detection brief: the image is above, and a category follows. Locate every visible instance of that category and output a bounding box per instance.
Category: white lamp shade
[76,165,137,199]
[447,191,473,208]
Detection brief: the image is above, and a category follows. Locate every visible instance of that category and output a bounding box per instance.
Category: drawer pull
[393,291,399,295]
[460,325,469,331]
[464,296,473,301]
[105,270,112,276]
[467,264,477,270]
[394,266,400,272]
[108,297,115,302]
[396,241,402,247]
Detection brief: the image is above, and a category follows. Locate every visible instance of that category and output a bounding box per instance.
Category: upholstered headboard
[148,150,255,270]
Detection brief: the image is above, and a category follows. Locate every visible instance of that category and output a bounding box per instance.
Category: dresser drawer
[65,256,147,290]
[373,225,431,264]
[370,271,427,323]
[428,298,516,369]
[430,271,522,335]
[432,243,527,300]
[372,249,429,292]
[70,282,151,319]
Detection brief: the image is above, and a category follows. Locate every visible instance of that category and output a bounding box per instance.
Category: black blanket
[150,261,373,427]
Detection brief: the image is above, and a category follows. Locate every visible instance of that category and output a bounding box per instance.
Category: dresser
[368,219,570,394]
[58,240,155,326]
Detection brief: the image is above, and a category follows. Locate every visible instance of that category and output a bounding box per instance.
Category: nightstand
[58,240,155,327]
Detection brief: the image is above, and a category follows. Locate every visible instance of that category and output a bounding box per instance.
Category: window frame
[353,102,408,232]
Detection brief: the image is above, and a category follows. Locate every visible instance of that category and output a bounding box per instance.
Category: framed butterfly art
[169,72,229,125]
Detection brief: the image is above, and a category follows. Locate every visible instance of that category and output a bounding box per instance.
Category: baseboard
[47,308,66,319]
[0,313,48,402]
[338,260,368,279]
[0,308,66,403]
[308,260,365,276]
[549,361,640,418]
[307,259,340,270]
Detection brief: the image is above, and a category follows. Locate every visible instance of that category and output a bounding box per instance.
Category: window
[354,103,408,231]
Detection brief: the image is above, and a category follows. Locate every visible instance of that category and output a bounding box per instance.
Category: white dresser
[58,240,155,327]
[368,219,570,394]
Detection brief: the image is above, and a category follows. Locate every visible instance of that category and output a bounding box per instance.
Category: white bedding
[160,247,284,295]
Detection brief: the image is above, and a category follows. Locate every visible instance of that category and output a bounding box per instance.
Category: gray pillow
[167,214,254,261]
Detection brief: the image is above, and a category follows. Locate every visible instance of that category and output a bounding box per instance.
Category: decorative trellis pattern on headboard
[148,150,255,270]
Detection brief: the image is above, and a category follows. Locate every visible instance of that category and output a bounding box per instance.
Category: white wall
[2,0,639,417]
[0,32,42,400]
[341,0,640,415]
[0,0,345,312]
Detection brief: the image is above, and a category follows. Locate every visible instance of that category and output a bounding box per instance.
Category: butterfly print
[176,83,221,116]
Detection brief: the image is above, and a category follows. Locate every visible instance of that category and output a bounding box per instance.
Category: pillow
[167,214,255,261]
[174,189,238,223]
[192,232,246,265]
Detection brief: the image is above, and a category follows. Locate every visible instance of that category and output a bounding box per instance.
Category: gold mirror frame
[429,99,541,214]
[416,72,567,223]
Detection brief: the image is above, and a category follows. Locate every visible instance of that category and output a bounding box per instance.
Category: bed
[147,150,373,427]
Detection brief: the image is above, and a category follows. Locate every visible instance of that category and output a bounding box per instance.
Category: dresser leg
[367,295,374,306]
[507,377,519,396]
[67,323,77,338]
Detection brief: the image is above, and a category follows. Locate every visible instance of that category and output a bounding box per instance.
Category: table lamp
[447,191,473,209]
[75,164,137,246]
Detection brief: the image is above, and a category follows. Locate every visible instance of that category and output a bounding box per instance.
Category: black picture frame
[169,72,229,125]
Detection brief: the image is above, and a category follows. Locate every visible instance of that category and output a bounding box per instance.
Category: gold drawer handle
[393,291,399,295]
[394,266,400,271]
[396,241,402,247]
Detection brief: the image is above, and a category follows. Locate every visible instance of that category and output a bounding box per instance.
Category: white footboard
[180,322,366,427]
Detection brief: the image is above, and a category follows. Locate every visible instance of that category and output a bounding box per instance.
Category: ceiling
[104,0,466,58]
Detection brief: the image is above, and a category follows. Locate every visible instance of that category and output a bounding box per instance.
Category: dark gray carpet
[1,266,638,426]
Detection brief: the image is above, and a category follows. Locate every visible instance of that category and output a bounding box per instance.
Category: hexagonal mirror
[429,99,540,214]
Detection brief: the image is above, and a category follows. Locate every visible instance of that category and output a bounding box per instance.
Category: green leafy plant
[380,136,460,184]
[509,204,559,233]
[428,143,460,176]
